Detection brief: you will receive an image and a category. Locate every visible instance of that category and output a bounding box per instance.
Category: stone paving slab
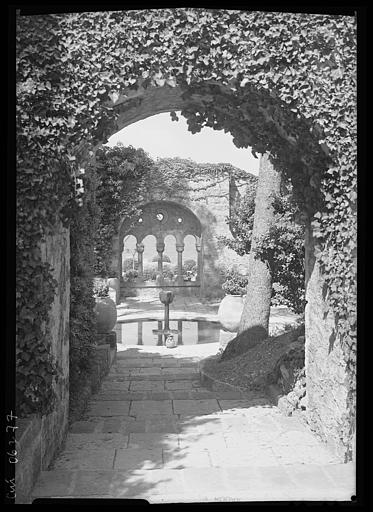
[218,398,264,410]
[52,448,116,470]
[86,401,131,417]
[109,469,186,497]
[129,380,165,391]
[128,433,179,450]
[130,400,173,417]
[178,431,228,450]
[164,379,195,390]
[102,418,126,433]
[69,420,97,433]
[143,391,174,400]
[100,381,131,391]
[115,358,156,368]
[113,373,199,381]
[271,443,339,465]
[145,417,180,433]
[180,467,229,495]
[114,448,163,470]
[209,445,280,468]
[285,463,355,496]
[120,419,147,434]
[95,391,146,401]
[163,448,212,469]
[161,367,199,377]
[64,433,128,451]
[32,470,76,497]
[173,399,221,415]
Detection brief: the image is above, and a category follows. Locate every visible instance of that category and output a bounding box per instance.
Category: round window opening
[156,213,164,222]
[177,217,183,223]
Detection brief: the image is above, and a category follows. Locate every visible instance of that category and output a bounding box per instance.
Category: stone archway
[16,9,356,467]
[117,200,203,297]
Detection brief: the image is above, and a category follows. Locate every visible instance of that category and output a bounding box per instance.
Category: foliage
[162,264,175,280]
[222,268,248,296]
[92,281,109,297]
[16,8,356,452]
[219,181,257,255]
[123,269,139,281]
[93,144,154,276]
[143,264,158,281]
[254,194,305,313]
[182,259,197,273]
[146,157,255,203]
[69,171,99,408]
[220,182,305,312]
[152,254,171,263]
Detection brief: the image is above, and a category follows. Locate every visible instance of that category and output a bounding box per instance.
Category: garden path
[32,300,354,502]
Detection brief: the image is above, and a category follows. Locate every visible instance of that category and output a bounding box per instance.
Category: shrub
[123,269,138,281]
[222,269,248,296]
[152,254,171,263]
[182,259,197,273]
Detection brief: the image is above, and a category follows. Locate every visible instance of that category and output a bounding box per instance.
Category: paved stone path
[32,344,354,502]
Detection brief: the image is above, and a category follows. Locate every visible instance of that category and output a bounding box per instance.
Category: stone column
[177,320,183,345]
[196,240,202,285]
[136,243,144,277]
[176,243,184,286]
[138,321,143,345]
[157,320,163,346]
[156,242,165,274]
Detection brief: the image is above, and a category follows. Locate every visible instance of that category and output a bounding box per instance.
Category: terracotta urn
[94,297,117,333]
[218,295,244,333]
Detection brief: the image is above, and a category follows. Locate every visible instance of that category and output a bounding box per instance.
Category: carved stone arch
[117,200,203,294]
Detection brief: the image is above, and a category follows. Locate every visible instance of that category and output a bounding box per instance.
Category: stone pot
[107,277,120,304]
[165,334,177,349]
[94,297,117,333]
[218,294,244,333]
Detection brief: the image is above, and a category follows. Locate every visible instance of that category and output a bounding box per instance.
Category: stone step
[32,463,355,501]
[93,389,249,401]
[105,372,200,381]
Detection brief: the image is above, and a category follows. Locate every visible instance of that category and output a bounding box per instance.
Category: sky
[106,112,260,175]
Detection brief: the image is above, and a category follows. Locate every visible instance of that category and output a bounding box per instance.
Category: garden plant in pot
[218,269,248,333]
[93,281,118,337]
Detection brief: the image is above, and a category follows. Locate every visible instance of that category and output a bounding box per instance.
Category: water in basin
[114,319,220,346]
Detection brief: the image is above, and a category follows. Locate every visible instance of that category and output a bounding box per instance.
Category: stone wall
[16,223,70,503]
[304,223,354,462]
[144,173,252,298]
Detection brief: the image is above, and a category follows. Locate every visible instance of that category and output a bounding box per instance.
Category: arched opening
[122,234,138,275]
[119,200,203,297]
[183,234,199,283]
[140,234,157,283]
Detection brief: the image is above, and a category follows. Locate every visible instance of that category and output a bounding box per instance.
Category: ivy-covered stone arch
[16,8,356,461]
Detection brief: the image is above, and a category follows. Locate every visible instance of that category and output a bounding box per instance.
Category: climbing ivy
[16,8,356,451]
[93,144,155,276]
